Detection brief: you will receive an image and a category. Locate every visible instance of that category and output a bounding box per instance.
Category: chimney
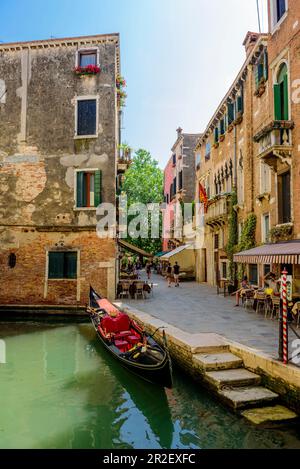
[176,127,183,138]
[243,31,260,56]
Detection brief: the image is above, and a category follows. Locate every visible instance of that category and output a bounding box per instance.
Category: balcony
[117,147,132,173]
[254,120,294,171]
[205,194,231,228]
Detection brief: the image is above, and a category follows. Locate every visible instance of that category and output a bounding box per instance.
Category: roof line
[0,33,120,48]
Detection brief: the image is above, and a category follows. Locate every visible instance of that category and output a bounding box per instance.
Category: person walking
[173,262,180,287]
[166,262,172,287]
[146,261,152,281]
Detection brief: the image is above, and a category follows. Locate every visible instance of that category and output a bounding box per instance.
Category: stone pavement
[125,273,298,360]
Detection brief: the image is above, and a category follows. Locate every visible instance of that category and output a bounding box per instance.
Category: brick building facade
[194,0,300,288]
[0,34,121,306]
[162,128,200,251]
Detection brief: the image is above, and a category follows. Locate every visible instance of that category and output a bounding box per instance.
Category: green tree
[121,149,164,254]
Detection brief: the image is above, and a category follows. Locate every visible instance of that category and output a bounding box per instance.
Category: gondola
[87,287,173,389]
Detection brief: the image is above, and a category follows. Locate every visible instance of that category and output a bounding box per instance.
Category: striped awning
[234,241,300,265]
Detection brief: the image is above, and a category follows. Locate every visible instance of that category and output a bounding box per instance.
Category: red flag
[199,183,208,213]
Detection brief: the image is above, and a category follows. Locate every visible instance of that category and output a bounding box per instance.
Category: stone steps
[205,368,261,389]
[193,352,243,372]
[218,386,279,410]
[241,405,299,425]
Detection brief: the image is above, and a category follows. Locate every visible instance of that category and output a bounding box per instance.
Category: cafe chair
[243,290,254,310]
[135,282,145,300]
[119,282,130,300]
[271,296,281,321]
[256,292,266,315]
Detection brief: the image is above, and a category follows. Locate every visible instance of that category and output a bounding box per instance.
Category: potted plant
[74,65,101,76]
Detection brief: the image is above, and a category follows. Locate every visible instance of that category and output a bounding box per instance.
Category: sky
[0,0,268,168]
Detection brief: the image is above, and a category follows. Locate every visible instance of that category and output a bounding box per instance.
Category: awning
[118,239,153,258]
[234,241,300,265]
[155,251,171,258]
[160,245,192,260]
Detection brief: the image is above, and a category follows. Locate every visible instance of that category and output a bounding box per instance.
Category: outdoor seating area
[239,287,300,327]
[117,280,153,300]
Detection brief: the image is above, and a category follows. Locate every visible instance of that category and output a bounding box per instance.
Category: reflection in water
[0,322,299,449]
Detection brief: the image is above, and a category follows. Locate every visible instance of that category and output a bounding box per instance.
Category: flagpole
[256,0,262,33]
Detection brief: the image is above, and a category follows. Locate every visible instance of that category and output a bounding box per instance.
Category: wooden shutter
[255,64,259,89]
[94,170,102,207]
[77,172,87,208]
[214,127,219,143]
[77,99,97,136]
[263,50,268,81]
[237,96,243,113]
[228,103,234,124]
[48,252,64,279]
[283,74,289,120]
[274,84,281,120]
[64,252,77,279]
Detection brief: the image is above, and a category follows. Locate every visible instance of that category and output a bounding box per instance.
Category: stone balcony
[117,148,132,174]
[205,194,231,228]
[254,120,294,171]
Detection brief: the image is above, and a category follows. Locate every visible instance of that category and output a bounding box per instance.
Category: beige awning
[118,239,153,258]
[234,241,300,265]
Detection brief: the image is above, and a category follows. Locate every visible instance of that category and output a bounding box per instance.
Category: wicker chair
[119,282,130,300]
[271,296,281,320]
[256,292,266,315]
[135,282,145,300]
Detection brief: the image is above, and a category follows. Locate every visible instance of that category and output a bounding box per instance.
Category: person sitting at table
[264,272,280,296]
[235,276,250,307]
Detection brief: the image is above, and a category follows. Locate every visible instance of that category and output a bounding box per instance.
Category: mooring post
[281,268,288,364]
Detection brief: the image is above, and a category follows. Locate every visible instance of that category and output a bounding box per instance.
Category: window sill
[271,11,288,35]
[74,134,98,140]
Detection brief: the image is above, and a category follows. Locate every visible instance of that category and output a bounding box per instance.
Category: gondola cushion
[127,335,140,345]
[114,331,132,340]
[115,340,129,352]
[101,314,130,334]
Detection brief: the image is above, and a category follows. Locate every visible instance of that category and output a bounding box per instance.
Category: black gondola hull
[88,287,173,389]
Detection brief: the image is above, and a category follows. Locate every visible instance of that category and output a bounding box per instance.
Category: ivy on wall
[225,189,257,283]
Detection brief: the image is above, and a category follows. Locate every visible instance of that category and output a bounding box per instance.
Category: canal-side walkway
[125,273,296,360]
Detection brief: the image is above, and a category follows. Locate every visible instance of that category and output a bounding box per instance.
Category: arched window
[274,63,289,120]
[8,253,16,269]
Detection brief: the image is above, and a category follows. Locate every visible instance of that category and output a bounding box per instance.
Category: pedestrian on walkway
[146,261,152,281]
[166,262,172,287]
[173,262,180,287]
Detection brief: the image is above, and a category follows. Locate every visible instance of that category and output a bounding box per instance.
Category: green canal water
[0,321,300,449]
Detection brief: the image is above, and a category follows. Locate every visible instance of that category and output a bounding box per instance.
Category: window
[260,163,271,194]
[249,264,258,285]
[262,213,270,243]
[227,102,235,125]
[255,49,268,89]
[219,119,225,136]
[278,171,291,224]
[196,152,201,169]
[214,234,219,250]
[172,154,176,167]
[205,142,211,161]
[214,127,219,144]
[276,0,286,22]
[79,50,97,67]
[76,99,97,136]
[48,252,77,280]
[8,253,16,269]
[264,264,271,277]
[178,171,183,191]
[76,170,101,208]
[274,63,289,120]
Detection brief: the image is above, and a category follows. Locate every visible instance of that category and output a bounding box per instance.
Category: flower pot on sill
[219,134,225,142]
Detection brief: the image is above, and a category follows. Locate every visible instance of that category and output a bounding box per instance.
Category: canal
[0,321,300,449]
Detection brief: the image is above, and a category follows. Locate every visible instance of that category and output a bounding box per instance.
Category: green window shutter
[258,63,264,83]
[94,170,102,207]
[48,252,64,279]
[283,74,289,120]
[274,84,282,120]
[77,172,85,208]
[65,252,77,279]
[255,64,259,89]
[214,127,219,143]
[237,96,243,113]
[263,50,268,81]
[228,103,234,124]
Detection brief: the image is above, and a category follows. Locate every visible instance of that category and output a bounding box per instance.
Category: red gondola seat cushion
[101,313,131,334]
